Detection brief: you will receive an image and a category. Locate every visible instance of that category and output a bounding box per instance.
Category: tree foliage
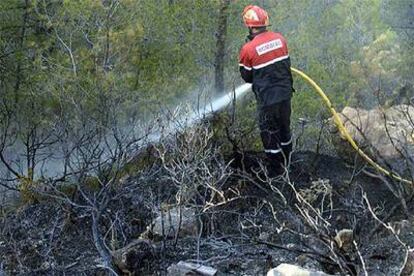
[0,0,413,179]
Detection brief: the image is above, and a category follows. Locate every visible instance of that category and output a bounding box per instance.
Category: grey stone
[146,207,198,239]
[267,264,332,276]
[331,104,414,176]
[167,261,217,276]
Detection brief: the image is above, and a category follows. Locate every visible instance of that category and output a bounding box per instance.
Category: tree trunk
[214,0,231,95]
[14,0,30,104]
[92,211,122,275]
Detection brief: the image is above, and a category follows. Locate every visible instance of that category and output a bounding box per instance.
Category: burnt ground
[0,151,413,275]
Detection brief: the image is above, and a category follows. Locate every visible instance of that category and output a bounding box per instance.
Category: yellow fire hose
[291,67,413,185]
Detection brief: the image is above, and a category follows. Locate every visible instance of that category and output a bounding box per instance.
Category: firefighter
[239,5,294,175]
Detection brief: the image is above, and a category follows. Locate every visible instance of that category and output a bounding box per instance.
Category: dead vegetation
[0,102,414,275]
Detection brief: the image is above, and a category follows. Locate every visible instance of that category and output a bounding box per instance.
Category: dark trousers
[258,99,292,171]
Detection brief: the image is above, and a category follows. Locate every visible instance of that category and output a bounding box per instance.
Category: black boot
[266,153,284,177]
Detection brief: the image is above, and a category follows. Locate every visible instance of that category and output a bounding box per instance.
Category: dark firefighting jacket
[239,30,294,108]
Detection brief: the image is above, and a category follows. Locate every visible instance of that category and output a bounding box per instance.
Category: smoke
[0,84,252,182]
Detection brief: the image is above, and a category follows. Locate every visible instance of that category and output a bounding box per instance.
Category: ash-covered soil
[0,151,412,275]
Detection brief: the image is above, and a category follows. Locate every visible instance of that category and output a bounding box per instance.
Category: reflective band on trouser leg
[280,137,292,146]
[265,148,284,175]
[265,148,282,154]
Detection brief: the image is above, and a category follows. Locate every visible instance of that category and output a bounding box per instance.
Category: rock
[143,207,198,240]
[334,229,354,252]
[267,264,332,276]
[400,249,414,276]
[167,263,197,276]
[331,105,414,176]
[167,261,217,276]
[112,239,155,274]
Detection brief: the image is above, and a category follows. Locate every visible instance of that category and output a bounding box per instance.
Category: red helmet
[242,5,270,28]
